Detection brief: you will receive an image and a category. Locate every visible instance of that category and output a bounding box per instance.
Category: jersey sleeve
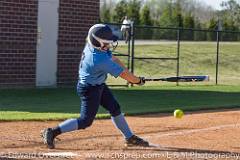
[100,59,124,78]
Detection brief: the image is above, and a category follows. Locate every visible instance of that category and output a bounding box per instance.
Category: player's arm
[112,55,144,84]
[120,69,141,84]
[112,55,127,69]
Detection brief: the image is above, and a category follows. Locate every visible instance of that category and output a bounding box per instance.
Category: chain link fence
[105,23,240,86]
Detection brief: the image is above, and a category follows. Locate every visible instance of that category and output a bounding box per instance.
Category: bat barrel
[145,75,209,82]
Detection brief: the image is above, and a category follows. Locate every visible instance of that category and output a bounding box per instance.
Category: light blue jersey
[79,44,124,85]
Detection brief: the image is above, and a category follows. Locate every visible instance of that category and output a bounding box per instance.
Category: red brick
[0,0,38,87]
[0,0,99,87]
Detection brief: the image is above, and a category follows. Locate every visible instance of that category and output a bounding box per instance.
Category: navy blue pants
[77,82,121,129]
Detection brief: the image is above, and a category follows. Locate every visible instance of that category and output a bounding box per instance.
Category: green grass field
[108,41,240,85]
[1,85,240,121]
[1,42,239,121]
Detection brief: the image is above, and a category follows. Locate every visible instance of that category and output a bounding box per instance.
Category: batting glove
[137,77,145,85]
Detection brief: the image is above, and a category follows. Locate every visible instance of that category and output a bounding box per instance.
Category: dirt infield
[1,109,240,160]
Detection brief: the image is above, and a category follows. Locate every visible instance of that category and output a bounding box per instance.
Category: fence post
[130,22,135,74]
[127,24,131,71]
[129,22,135,87]
[215,30,220,85]
[176,29,181,86]
[126,24,131,87]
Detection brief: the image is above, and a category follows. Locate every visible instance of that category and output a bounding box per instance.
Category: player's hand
[137,77,145,85]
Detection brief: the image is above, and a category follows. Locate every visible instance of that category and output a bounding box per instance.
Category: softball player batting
[41,24,149,149]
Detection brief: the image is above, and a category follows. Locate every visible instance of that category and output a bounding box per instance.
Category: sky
[201,0,224,10]
[203,0,240,10]
[198,0,240,10]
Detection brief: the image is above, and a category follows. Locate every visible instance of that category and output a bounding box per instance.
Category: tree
[172,0,183,28]
[207,18,218,41]
[219,0,240,40]
[183,14,194,28]
[157,3,173,39]
[100,4,111,22]
[140,4,152,25]
[127,0,141,25]
[138,4,153,39]
[221,18,239,40]
[194,20,207,41]
[145,0,169,25]
[159,3,173,27]
[158,1,183,40]
[112,0,128,23]
[100,0,239,41]
[159,2,183,27]
[182,14,195,40]
[220,0,240,30]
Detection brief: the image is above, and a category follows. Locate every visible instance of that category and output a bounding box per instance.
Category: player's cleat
[125,135,149,147]
[40,128,55,149]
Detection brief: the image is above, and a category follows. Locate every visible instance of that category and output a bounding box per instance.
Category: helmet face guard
[87,24,118,52]
[111,41,118,51]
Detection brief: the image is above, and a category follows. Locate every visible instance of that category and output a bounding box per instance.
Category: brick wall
[0,0,38,87]
[0,0,99,87]
[57,0,100,85]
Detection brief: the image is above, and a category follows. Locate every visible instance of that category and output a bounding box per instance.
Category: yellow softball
[174,109,184,119]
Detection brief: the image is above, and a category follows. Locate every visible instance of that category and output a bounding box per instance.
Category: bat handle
[145,78,165,81]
